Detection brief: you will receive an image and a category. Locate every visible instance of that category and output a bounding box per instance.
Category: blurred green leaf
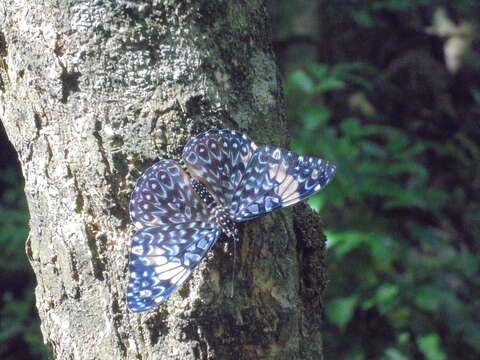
[326,295,358,330]
[382,348,409,360]
[287,70,315,94]
[413,286,441,312]
[316,77,346,92]
[351,9,375,27]
[346,349,367,360]
[300,105,331,130]
[326,230,384,258]
[309,63,329,79]
[418,333,447,360]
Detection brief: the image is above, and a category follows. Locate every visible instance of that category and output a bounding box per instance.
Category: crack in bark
[0,31,8,92]
[93,119,112,175]
[85,219,106,282]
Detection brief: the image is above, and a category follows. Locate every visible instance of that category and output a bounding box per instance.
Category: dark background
[1,1,479,359]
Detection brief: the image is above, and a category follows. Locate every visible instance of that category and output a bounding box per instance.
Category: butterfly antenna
[231,236,237,298]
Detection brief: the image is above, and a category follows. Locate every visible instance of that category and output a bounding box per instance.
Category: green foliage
[0,168,49,359]
[285,53,479,359]
[349,0,435,27]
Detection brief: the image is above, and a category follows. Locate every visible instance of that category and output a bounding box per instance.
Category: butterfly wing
[129,159,213,228]
[182,129,257,207]
[231,147,336,221]
[127,225,221,312]
[128,159,220,312]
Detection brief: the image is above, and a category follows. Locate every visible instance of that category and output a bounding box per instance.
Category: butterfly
[127,129,336,312]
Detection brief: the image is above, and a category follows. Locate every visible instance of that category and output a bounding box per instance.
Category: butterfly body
[211,204,239,242]
[191,178,239,241]
[127,129,336,312]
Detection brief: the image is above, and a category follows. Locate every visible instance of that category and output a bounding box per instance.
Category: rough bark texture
[0,1,326,359]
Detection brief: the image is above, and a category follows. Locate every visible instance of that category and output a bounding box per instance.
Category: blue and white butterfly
[127,129,336,312]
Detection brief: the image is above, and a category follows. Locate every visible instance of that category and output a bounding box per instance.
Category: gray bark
[0,1,326,359]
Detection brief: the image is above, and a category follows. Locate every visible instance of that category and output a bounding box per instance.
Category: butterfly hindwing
[182,129,257,207]
[231,146,336,221]
[129,160,213,228]
[127,224,221,312]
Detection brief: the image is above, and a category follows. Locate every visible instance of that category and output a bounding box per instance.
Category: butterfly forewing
[129,160,213,228]
[231,146,336,221]
[127,225,221,312]
[182,129,257,207]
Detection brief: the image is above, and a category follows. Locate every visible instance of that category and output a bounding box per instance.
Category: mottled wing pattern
[128,130,337,312]
[127,225,220,312]
[182,129,257,207]
[231,146,336,221]
[129,160,213,228]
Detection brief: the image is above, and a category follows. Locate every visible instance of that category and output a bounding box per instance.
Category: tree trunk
[0,1,326,359]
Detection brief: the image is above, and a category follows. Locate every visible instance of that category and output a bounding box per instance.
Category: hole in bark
[121,3,152,21]
[33,112,41,130]
[185,95,208,117]
[145,311,169,344]
[60,70,81,103]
